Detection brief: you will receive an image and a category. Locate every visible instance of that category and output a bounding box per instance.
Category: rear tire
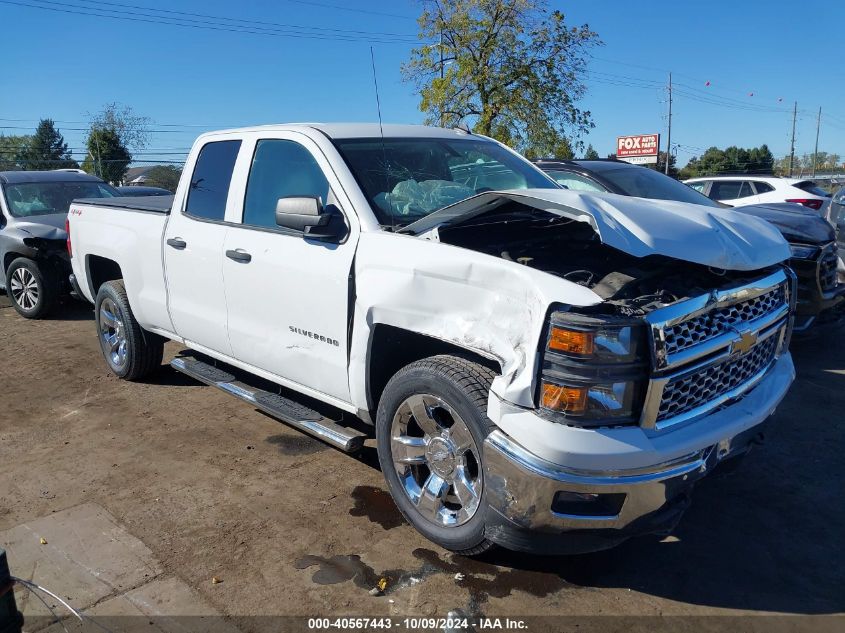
[376,354,497,556]
[95,280,164,380]
[6,257,59,319]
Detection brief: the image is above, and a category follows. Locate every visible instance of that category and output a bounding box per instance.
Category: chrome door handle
[226,249,252,263]
[166,238,187,249]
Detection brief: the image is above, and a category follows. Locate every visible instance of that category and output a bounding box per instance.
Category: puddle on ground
[294,554,405,591]
[265,433,327,455]
[349,486,406,530]
[295,547,570,613]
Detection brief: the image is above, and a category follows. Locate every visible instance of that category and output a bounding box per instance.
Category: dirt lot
[1,293,843,627]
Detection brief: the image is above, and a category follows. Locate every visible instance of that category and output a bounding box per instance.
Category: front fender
[348,232,602,411]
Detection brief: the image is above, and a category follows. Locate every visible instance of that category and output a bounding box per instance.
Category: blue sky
[1,0,843,168]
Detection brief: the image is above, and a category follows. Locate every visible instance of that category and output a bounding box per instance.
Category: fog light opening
[551,491,626,518]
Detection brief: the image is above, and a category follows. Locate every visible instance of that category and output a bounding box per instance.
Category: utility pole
[812,106,821,178]
[788,101,797,178]
[665,72,672,175]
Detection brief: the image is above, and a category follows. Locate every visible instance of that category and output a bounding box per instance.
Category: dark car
[0,171,119,318]
[535,159,845,332]
[115,185,173,197]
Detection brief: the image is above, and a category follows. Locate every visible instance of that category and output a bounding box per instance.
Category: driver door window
[242,139,330,228]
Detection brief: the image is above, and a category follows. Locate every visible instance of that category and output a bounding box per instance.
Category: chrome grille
[819,248,838,292]
[656,335,779,422]
[663,285,786,356]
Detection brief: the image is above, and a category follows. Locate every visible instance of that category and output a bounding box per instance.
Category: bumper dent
[484,424,764,553]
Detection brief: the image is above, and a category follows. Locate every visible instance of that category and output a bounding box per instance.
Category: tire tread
[96,280,164,380]
[377,354,498,556]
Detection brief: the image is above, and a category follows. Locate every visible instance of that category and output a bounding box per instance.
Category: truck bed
[74,195,173,214]
[69,197,172,331]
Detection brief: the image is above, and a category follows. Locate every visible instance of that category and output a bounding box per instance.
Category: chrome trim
[638,268,791,431]
[640,318,786,430]
[646,269,788,372]
[817,242,842,297]
[170,357,365,452]
[486,430,706,484]
[484,424,760,531]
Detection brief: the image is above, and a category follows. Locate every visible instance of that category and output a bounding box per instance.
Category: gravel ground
[0,292,843,625]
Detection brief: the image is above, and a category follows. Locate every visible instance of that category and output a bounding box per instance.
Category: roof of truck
[0,170,106,185]
[204,123,477,140]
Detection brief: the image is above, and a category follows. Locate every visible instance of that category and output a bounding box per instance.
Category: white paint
[69,123,793,472]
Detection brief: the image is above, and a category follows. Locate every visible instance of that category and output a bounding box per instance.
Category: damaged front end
[363,189,797,553]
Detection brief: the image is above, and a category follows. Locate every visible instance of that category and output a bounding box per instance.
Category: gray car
[0,171,119,318]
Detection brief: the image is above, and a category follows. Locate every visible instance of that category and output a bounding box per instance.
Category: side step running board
[171,357,366,453]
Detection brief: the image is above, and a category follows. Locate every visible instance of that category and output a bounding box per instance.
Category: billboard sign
[617,133,659,164]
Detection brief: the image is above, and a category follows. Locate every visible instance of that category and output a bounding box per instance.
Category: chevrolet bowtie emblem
[731,329,758,355]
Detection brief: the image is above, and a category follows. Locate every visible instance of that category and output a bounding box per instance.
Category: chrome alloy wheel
[99,297,128,369]
[390,394,483,527]
[10,267,38,311]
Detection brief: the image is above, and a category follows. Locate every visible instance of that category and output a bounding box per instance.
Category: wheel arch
[86,255,123,298]
[365,324,501,421]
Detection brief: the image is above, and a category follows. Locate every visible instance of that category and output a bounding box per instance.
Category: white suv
[684,175,830,211]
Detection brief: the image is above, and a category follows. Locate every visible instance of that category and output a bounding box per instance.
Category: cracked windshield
[334,137,557,226]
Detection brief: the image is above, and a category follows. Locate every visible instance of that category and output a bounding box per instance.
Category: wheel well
[86,255,123,295]
[3,252,25,273]
[367,324,501,414]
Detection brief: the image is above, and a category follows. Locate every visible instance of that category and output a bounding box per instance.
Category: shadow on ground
[151,319,844,614]
[0,291,93,321]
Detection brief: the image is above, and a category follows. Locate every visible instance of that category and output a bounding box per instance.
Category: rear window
[3,181,118,217]
[710,181,745,200]
[794,181,831,197]
[753,181,774,194]
[185,140,242,221]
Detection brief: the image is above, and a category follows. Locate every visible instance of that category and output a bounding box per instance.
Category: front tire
[6,257,58,319]
[95,280,164,380]
[376,355,497,555]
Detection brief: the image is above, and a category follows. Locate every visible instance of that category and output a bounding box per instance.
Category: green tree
[18,119,77,170]
[680,144,773,178]
[87,103,150,151]
[402,0,600,156]
[583,144,599,160]
[650,151,678,178]
[82,128,131,184]
[0,134,33,170]
[84,103,150,184]
[141,165,182,192]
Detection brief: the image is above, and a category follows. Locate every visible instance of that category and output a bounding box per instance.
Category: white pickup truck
[68,124,796,555]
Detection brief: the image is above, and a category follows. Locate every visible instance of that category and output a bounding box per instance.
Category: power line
[279,0,415,20]
[0,0,420,44]
[71,0,418,39]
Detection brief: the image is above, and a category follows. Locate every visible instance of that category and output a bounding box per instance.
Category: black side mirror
[275,196,347,241]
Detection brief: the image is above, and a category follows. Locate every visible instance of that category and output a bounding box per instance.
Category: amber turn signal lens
[549,327,594,356]
[541,382,588,414]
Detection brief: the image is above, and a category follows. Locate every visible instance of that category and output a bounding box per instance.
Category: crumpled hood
[731,203,835,245]
[407,188,791,271]
[13,213,68,239]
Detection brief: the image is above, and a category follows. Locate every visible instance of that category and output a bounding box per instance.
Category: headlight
[540,380,639,419]
[540,312,648,427]
[789,244,818,260]
[548,323,639,362]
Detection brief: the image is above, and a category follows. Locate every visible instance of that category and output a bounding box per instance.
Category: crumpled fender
[348,231,602,410]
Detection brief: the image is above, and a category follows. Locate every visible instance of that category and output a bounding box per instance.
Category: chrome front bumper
[483,425,760,554]
[483,354,795,554]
